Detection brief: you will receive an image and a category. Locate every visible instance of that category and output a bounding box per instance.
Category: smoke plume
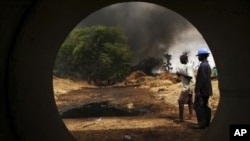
[76,2,215,71]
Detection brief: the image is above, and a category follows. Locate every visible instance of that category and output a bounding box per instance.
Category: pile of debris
[124,70,180,87]
[124,70,153,85]
[159,71,180,83]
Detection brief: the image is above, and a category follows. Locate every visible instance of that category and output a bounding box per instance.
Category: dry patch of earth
[53,71,220,141]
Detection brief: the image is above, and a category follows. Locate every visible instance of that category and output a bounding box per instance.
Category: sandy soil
[53,71,220,141]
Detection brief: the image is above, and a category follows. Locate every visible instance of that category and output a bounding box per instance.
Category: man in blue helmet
[193,48,213,129]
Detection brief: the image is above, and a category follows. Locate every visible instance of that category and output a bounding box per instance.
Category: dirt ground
[53,71,220,141]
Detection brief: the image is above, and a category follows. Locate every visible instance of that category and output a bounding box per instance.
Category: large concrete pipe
[0,0,250,141]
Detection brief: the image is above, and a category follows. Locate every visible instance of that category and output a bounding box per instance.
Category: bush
[53,25,134,84]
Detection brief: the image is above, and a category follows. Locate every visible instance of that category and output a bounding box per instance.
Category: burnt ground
[53,72,219,141]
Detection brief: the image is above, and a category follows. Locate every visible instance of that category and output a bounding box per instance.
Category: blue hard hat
[196,48,210,56]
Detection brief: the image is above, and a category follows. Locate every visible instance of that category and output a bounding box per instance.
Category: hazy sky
[75,2,215,72]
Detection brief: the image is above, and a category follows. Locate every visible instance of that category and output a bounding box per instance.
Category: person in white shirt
[175,52,195,122]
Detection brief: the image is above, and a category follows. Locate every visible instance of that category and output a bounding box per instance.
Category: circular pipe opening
[10,1,248,141]
[53,2,220,141]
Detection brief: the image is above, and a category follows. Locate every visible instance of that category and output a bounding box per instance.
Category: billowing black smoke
[75,2,212,73]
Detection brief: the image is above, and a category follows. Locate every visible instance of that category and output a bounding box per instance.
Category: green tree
[53,25,134,84]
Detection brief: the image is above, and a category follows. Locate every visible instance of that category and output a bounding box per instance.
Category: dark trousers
[193,96,211,127]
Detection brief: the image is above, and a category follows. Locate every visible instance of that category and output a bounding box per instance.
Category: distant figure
[212,67,218,79]
[175,52,195,122]
[193,48,213,129]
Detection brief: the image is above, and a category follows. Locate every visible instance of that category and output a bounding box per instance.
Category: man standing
[175,52,195,122]
[193,48,213,129]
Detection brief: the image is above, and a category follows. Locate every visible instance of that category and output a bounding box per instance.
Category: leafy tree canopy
[54,25,134,84]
